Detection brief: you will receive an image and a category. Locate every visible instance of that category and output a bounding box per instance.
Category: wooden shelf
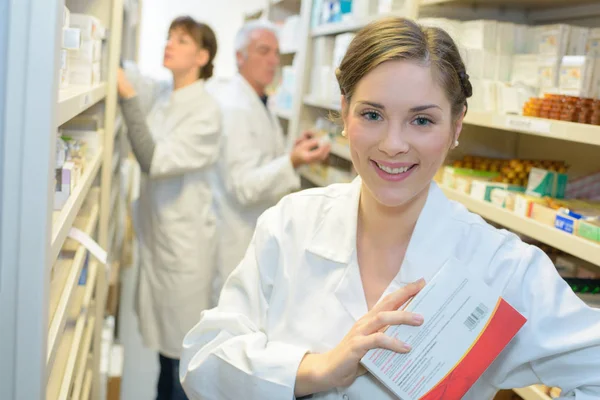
[311,10,409,36]
[58,83,107,127]
[51,147,104,265]
[420,0,598,9]
[440,186,600,266]
[464,111,600,147]
[513,385,552,400]
[274,108,292,120]
[71,315,95,400]
[47,203,99,372]
[82,368,93,400]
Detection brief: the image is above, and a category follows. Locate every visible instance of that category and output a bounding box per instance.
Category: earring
[453,139,459,148]
[341,130,347,137]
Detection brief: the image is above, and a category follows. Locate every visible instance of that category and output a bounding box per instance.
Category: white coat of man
[210,21,330,300]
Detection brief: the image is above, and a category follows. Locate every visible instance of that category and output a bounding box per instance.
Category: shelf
[304,95,341,111]
[48,203,99,372]
[51,148,104,265]
[420,0,598,9]
[464,111,600,147]
[440,186,600,266]
[513,385,552,400]
[71,315,95,400]
[82,368,93,400]
[274,108,293,120]
[58,83,107,127]
[311,10,408,36]
[331,142,351,161]
[299,167,329,187]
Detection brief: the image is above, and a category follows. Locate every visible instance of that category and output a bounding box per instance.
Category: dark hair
[336,17,472,121]
[169,16,218,79]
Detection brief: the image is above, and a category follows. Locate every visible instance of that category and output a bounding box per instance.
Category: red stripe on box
[420,298,526,400]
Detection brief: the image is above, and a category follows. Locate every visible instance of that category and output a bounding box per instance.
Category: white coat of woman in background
[116,16,219,400]
[180,17,600,400]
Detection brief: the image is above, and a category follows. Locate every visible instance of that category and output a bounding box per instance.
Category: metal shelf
[51,147,104,265]
[464,111,600,147]
[440,186,600,266]
[57,83,107,127]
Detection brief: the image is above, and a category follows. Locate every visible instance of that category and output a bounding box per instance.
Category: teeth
[376,162,411,174]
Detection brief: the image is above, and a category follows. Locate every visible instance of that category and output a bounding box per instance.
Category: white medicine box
[69,61,101,86]
[587,28,600,56]
[537,24,570,58]
[62,27,81,50]
[559,55,595,97]
[461,20,496,51]
[567,27,589,56]
[70,13,106,40]
[70,39,102,63]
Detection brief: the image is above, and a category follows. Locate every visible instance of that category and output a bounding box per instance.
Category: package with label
[62,27,81,50]
[537,24,570,58]
[538,56,561,92]
[568,26,590,56]
[526,167,568,199]
[531,202,558,226]
[461,20,497,50]
[442,166,499,190]
[511,54,540,88]
[70,39,102,63]
[490,188,520,210]
[61,129,102,153]
[54,161,77,210]
[559,55,595,97]
[70,13,106,40]
[587,28,600,56]
[514,194,548,218]
[464,48,496,80]
[361,257,526,400]
[578,220,600,242]
[471,180,525,202]
[496,83,536,115]
[69,61,101,86]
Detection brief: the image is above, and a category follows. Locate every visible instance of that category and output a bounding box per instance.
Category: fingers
[372,278,425,314]
[360,310,424,335]
[361,332,412,355]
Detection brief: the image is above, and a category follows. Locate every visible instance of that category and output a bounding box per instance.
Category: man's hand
[290,137,330,169]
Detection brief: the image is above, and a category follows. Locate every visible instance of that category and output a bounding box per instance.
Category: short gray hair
[234,20,279,56]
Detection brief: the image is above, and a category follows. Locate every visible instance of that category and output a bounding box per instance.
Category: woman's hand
[294,279,426,397]
[117,68,137,99]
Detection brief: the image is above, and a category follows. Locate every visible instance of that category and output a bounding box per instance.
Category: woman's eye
[413,116,433,126]
[362,111,382,121]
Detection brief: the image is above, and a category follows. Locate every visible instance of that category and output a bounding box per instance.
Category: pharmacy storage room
[2,0,600,399]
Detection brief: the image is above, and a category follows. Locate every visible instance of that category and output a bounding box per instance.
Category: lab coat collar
[307,178,456,320]
[170,79,205,105]
[233,73,276,124]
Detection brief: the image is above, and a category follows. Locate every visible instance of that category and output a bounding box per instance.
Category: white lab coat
[208,73,300,298]
[125,64,221,358]
[180,178,600,399]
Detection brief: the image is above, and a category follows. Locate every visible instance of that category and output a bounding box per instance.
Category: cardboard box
[578,220,600,243]
[490,188,519,210]
[471,180,525,202]
[530,203,558,226]
[514,194,548,218]
[526,168,568,199]
[442,166,500,190]
[62,27,81,50]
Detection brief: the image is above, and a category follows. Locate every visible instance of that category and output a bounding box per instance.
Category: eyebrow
[356,101,442,112]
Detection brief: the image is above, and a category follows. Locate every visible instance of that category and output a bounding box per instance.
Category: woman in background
[116,16,219,400]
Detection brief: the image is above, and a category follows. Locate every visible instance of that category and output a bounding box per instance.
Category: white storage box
[62,28,81,50]
[464,48,496,80]
[70,39,102,62]
[69,61,101,86]
[352,0,377,19]
[537,24,570,58]
[279,15,301,54]
[511,54,540,87]
[559,55,595,97]
[495,54,512,82]
[496,22,516,54]
[333,33,355,68]
[378,0,407,13]
[70,13,106,40]
[514,25,536,54]
[568,27,589,56]
[461,20,496,50]
[538,55,561,92]
[587,28,600,56]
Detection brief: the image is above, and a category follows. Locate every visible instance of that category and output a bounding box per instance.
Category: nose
[378,123,410,156]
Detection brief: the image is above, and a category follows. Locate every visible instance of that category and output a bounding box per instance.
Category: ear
[236,51,246,69]
[341,95,349,127]
[452,105,466,146]
[196,48,210,68]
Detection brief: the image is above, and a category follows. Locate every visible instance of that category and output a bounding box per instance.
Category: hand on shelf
[294,130,315,146]
[117,68,137,99]
[290,134,330,169]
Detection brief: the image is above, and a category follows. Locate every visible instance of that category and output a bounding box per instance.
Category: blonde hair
[336,17,472,120]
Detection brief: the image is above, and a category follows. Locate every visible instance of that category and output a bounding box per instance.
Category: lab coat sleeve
[149,105,220,178]
[122,61,171,116]
[220,107,300,206]
[489,242,600,398]
[180,208,308,399]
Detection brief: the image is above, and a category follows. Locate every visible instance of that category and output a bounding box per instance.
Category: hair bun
[459,71,473,98]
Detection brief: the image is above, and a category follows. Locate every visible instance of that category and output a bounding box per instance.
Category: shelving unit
[0,0,137,398]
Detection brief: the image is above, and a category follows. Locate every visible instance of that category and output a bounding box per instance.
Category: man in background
[210,20,330,301]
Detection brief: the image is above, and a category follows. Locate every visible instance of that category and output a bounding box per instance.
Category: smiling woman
[180,17,600,400]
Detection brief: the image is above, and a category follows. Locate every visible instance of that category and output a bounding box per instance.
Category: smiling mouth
[373,161,417,175]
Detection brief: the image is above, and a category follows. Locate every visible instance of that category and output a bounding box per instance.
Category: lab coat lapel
[234,74,276,130]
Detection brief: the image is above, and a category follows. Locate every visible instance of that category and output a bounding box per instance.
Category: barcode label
[464,303,489,331]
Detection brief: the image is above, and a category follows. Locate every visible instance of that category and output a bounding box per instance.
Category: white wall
[137,0,267,80]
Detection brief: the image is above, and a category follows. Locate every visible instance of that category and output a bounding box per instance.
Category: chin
[365,179,431,210]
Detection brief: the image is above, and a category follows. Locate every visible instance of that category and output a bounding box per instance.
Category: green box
[577,220,600,243]
[526,168,568,199]
[471,181,526,202]
[443,167,500,189]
